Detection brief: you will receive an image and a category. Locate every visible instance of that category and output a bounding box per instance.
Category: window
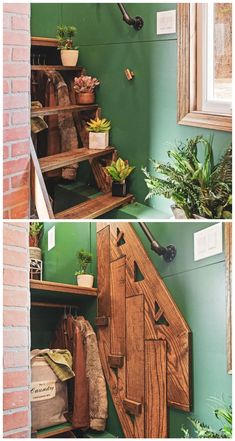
[177,4,232,132]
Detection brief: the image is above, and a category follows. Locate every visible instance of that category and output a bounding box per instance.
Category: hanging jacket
[75,316,108,431]
[51,314,90,429]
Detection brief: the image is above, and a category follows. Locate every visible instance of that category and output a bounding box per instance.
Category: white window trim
[197,4,232,116]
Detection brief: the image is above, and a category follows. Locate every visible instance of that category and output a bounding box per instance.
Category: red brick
[3,113,10,127]
[11,172,29,189]
[4,430,31,438]
[3,14,11,29]
[3,178,10,193]
[3,266,28,288]
[3,145,10,160]
[3,371,28,389]
[4,157,29,176]
[3,47,11,62]
[12,47,30,61]
[4,287,29,308]
[3,390,29,411]
[3,210,10,219]
[12,110,29,125]
[11,79,29,93]
[4,188,29,211]
[3,224,28,247]
[3,94,28,110]
[3,4,30,14]
[3,247,28,268]
[3,329,28,347]
[4,310,28,327]
[3,80,10,94]
[11,141,29,157]
[3,32,30,46]
[3,351,28,369]
[3,410,29,432]
[10,203,30,219]
[4,127,29,144]
[12,16,29,31]
[4,63,29,78]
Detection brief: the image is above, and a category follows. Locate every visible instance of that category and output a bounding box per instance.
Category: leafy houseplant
[56,25,79,66]
[74,75,100,105]
[29,222,43,260]
[86,118,111,149]
[142,136,232,219]
[181,398,232,438]
[75,249,94,287]
[105,158,135,197]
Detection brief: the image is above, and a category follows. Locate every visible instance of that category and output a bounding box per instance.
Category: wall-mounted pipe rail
[139,222,177,262]
[117,3,144,30]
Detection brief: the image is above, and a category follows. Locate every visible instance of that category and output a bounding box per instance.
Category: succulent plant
[86,117,111,133]
[105,158,135,182]
[74,75,100,93]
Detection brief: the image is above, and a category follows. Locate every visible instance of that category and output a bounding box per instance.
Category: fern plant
[142,136,232,219]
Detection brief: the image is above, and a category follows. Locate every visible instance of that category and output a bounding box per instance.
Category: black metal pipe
[117,3,144,30]
[139,222,177,263]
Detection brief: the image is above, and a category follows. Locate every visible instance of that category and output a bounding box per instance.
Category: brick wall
[3,222,31,438]
[3,4,31,219]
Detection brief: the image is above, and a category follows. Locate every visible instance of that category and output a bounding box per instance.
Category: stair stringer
[96,222,192,438]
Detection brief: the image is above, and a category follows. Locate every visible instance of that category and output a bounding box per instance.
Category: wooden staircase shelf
[55,192,134,219]
[30,279,97,297]
[39,147,115,173]
[31,104,98,117]
[31,65,83,71]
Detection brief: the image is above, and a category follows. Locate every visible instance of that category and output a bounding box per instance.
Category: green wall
[38,221,231,438]
[31,3,232,215]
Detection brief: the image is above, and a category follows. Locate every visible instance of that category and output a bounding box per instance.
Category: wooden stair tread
[39,147,115,173]
[31,104,98,117]
[55,192,134,219]
[31,65,83,71]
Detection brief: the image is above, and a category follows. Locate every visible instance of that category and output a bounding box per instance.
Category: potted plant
[86,117,111,149]
[29,222,43,260]
[75,249,94,288]
[73,75,100,104]
[142,136,232,219]
[56,25,79,66]
[105,157,135,197]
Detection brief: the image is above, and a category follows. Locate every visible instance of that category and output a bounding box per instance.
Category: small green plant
[181,398,232,438]
[86,117,111,133]
[105,158,135,182]
[29,222,43,247]
[75,249,93,276]
[56,25,78,50]
[142,135,232,219]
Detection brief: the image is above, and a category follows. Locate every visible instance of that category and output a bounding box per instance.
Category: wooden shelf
[31,104,98,117]
[35,422,74,438]
[31,65,83,71]
[55,192,134,219]
[31,36,58,47]
[30,280,97,297]
[39,147,114,173]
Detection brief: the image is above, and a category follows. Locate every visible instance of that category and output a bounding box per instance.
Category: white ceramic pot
[77,274,94,288]
[171,205,187,219]
[89,132,109,150]
[60,49,79,67]
[29,246,42,260]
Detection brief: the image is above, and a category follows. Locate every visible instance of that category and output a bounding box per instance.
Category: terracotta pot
[60,49,79,67]
[89,132,109,150]
[171,205,187,219]
[76,92,95,105]
[77,274,94,288]
[29,247,42,260]
[112,181,127,197]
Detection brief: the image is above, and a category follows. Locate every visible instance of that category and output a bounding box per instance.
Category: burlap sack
[31,356,68,431]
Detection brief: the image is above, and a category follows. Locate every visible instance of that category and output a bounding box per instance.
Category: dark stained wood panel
[110,257,126,356]
[145,340,167,438]
[55,192,134,219]
[97,226,111,317]
[123,399,142,416]
[126,295,144,402]
[39,147,114,173]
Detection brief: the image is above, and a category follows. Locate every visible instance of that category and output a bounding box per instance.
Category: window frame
[177,3,232,132]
